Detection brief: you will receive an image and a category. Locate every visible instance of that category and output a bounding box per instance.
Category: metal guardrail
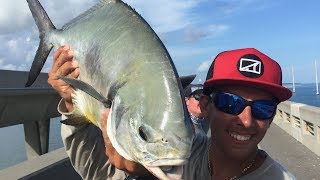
[274,101,320,156]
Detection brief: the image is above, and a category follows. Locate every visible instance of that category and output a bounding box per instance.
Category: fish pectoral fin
[60,117,89,126]
[57,76,112,108]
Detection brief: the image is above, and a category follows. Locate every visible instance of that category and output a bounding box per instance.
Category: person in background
[184,86,210,136]
[48,46,296,179]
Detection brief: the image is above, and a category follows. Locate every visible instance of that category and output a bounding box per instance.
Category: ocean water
[287,83,320,107]
[0,83,319,170]
[0,117,63,170]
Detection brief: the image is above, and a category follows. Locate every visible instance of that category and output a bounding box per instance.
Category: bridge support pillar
[24,119,50,159]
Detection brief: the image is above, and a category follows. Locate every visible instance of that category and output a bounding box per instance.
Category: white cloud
[0,0,201,34]
[0,0,98,72]
[0,0,97,35]
[38,0,97,28]
[215,0,272,15]
[208,24,229,35]
[168,46,215,61]
[0,1,31,34]
[124,0,202,33]
[184,24,229,43]
[6,39,18,51]
[0,0,206,72]
[0,34,39,71]
[0,58,27,71]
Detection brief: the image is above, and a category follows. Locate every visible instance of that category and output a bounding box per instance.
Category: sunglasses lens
[214,92,246,115]
[213,92,277,120]
[193,94,201,101]
[252,101,277,120]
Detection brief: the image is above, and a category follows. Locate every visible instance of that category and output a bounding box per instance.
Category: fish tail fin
[25,0,56,87]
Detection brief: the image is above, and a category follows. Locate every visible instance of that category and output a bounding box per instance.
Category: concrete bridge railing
[273,101,320,156]
[0,88,61,159]
[0,87,82,179]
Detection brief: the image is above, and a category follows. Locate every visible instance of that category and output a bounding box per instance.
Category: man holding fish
[25,0,296,179]
[48,46,296,180]
[27,0,194,178]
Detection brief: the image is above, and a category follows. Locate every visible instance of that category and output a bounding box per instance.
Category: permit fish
[25,0,194,179]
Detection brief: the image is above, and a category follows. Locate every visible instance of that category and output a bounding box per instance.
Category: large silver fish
[26,0,194,179]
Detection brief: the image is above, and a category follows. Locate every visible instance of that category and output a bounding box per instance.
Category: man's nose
[237,106,254,128]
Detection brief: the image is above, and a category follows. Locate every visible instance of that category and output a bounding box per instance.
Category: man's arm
[61,116,127,179]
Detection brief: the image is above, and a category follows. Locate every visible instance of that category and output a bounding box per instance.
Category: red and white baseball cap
[204,48,292,102]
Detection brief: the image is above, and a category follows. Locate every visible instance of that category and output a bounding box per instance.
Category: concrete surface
[260,123,320,180]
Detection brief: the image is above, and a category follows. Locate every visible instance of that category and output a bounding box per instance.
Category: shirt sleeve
[58,99,127,180]
[183,134,210,180]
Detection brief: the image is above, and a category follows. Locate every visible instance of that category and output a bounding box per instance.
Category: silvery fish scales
[26,0,194,179]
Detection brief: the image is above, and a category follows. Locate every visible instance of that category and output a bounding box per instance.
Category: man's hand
[100,108,152,177]
[48,45,79,112]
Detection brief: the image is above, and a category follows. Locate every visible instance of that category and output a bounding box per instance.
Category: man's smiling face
[201,85,275,160]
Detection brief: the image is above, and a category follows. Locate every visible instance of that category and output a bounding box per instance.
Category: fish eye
[139,126,148,142]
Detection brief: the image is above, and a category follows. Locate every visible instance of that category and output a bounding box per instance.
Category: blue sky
[0,0,319,83]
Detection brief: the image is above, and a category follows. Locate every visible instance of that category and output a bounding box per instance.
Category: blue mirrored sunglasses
[210,92,278,120]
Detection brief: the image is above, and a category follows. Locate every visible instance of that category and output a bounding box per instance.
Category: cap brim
[204,78,292,102]
[179,75,196,89]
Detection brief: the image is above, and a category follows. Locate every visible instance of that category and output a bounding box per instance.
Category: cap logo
[237,54,264,78]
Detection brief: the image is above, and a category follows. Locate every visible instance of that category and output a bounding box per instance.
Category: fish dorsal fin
[62,0,121,30]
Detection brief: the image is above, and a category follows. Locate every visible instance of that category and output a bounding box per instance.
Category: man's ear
[199,95,210,118]
[185,97,189,106]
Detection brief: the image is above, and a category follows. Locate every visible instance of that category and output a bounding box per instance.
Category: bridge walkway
[260,124,320,180]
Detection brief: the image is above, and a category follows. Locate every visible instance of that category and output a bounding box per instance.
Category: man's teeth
[230,133,251,141]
